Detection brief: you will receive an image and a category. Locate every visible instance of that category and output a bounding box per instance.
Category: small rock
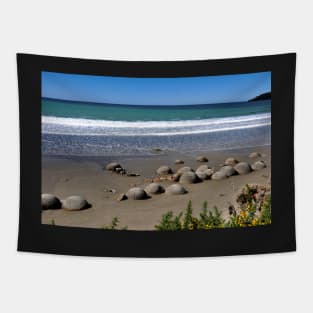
[179,171,200,184]
[117,193,127,201]
[251,160,266,171]
[156,165,173,175]
[145,183,165,195]
[224,157,239,166]
[62,195,90,211]
[127,173,140,177]
[174,159,184,164]
[126,187,148,200]
[234,162,251,175]
[104,188,116,194]
[41,194,62,210]
[166,184,188,195]
[196,155,208,162]
[249,152,261,158]
[106,162,121,171]
[172,173,181,182]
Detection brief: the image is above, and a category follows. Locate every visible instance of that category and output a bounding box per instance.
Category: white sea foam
[42,113,271,136]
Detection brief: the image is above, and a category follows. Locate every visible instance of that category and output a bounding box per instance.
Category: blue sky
[42,71,271,106]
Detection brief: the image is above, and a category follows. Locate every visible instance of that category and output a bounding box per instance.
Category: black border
[17,53,296,257]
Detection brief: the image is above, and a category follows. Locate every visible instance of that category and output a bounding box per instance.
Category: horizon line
[42,92,271,107]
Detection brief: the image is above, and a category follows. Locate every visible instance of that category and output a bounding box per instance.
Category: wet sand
[41,146,271,230]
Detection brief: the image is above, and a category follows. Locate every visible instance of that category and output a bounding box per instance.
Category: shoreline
[42,145,271,230]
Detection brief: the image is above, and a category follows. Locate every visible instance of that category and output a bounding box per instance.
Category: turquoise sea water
[41,98,271,156]
[42,98,270,121]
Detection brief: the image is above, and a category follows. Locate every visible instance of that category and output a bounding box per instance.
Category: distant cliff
[249,92,271,102]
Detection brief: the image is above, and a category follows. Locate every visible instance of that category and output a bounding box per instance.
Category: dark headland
[249,92,271,102]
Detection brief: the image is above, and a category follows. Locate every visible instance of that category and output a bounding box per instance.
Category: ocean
[41,98,271,156]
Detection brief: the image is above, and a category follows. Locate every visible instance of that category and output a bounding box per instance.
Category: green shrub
[154,184,271,231]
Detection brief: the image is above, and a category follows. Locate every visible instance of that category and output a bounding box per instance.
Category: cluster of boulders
[41,194,90,211]
[105,162,140,177]
[107,152,267,201]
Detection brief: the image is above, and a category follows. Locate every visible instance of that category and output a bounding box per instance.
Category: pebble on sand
[234,162,251,175]
[62,195,90,211]
[126,187,148,200]
[196,156,208,162]
[166,184,188,195]
[145,183,165,195]
[156,165,173,175]
[41,194,62,210]
[106,162,122,171]
[224,157,239,166]
[251,160,266,171]
[249,152,261,158]
[174,159,184,164]
[179,171,200,184]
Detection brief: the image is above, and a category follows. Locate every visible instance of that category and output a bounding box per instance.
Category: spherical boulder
[174,159,184,164]
[126,187,148,200]
[179,171,200,184]
[249,152,261,158]
[106,162,121,171]
[166,184,187,195]
[195,165,212,180]
[251,160,266,171]
[41,194,62,210]
[176,166,194,175]
[196,155,208,162]
[212,171,228,180]
[145,183,165,195]
[234,162,251,175]
[220,165,237,177]
[224,157,239,166]
[196,164,209,172]
[62,195,89,211]
[156,165,173,175]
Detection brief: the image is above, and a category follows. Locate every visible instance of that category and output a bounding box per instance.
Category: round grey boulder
[196,155,208,162]
[212,171,228,180]
[126,187,148,200]
[224,157,239,166]
[106,162,121,171]
[41,194,62,210]
[220,165,237,177]
[196,164,209,172]
[195,165,212,180]
[249,152,261,158]
[174,159,184,164]
[145,183,165,195]
[176,166,194,175]
[234,162,251,175]
[156,165,173,175]
[179,171,200,184]
[62,195,89,211]
[166,184,187,195]
[251,160,266,171]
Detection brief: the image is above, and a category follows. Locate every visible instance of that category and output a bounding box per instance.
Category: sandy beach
[41,145,271,230]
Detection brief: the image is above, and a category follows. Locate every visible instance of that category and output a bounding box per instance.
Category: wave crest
[42,113,271,136]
